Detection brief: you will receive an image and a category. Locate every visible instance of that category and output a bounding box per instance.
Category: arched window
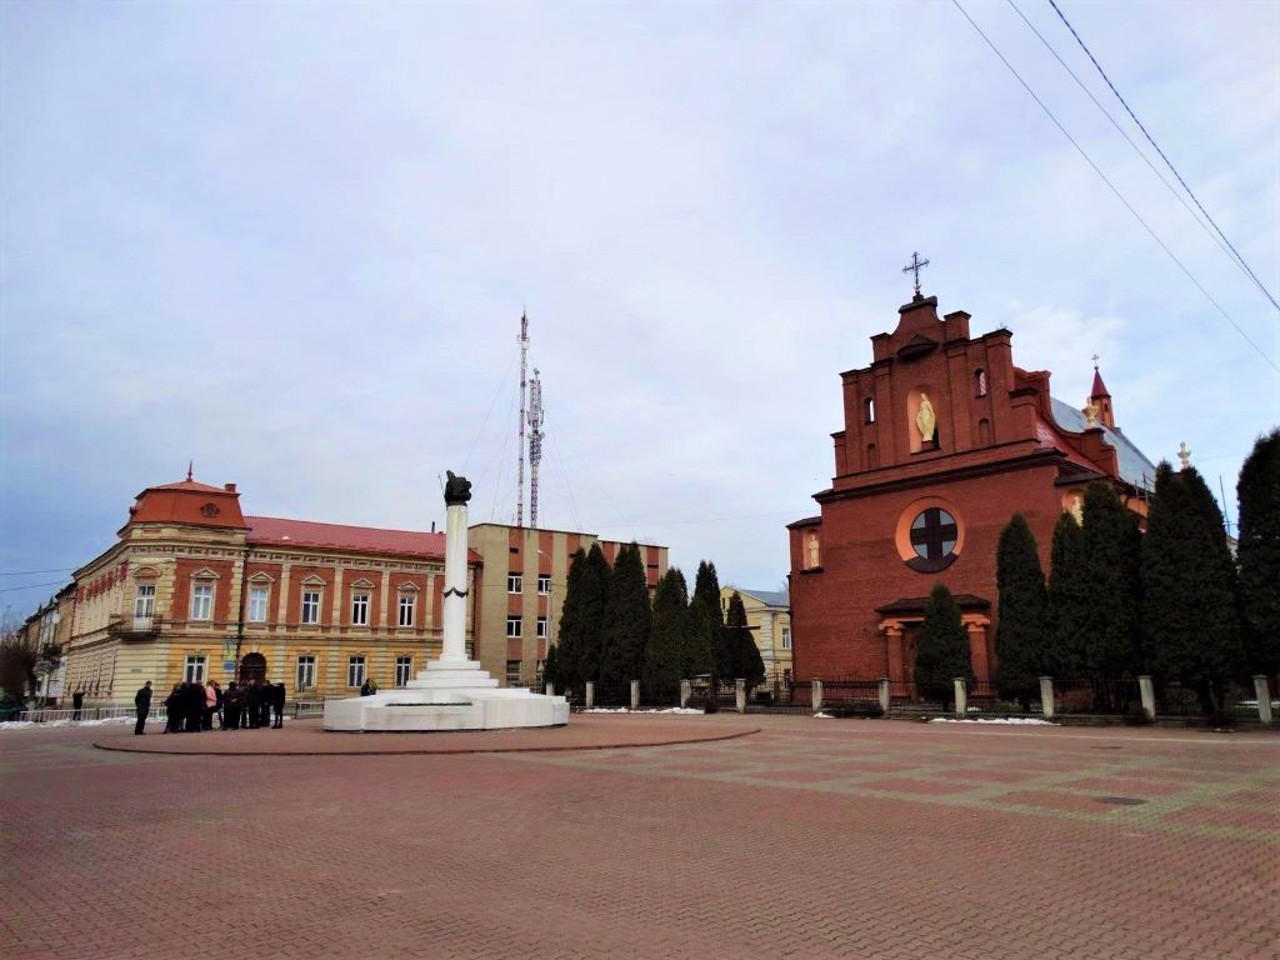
[867,443,879,469]
[975,369,988,397]
[978,418,992,446]
[864,397,875,423]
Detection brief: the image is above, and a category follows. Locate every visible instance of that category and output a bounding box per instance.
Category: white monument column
[440,498,470,664]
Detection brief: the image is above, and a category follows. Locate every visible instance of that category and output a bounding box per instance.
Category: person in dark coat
[72,690,85,721]
[270,681,286,729]
[258,681,272,729]
[134,681,152,735]
[184,682,202,733]
[164,683,183,733]
[246,680,262,729]
[223,682,243,730]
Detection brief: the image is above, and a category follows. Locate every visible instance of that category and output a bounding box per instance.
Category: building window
[351,591,370,626]
[536,616,548,639]
[864,397,875,423]
[191,584,213,621]
[248,586,269,623]
[506,616,522,639]
[301,591,321,625]
[395,656,413,687]
[507,573,523,594]
[506,660,522,686]
[296,655,316,690]
[134,583,156,619]
[781,628,792,650]
[537,574,551,595]
[184,655,206,683]
[398,594,415,627]
[347,656,366,688]
[975,368,988,397]
[906,507,960,573]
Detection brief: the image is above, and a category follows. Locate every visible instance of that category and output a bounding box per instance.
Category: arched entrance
[239,652,267,685]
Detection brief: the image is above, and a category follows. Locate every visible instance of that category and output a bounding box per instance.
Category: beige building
[721,586,792,686]
[469,524,668,688]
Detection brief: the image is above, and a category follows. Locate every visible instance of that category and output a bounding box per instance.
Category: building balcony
[107,614,165,642]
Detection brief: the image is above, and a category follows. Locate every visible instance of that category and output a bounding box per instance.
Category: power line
[950,0,1279,375]
[0,579,69,594]
[0,567,75,577]
[1046,0,1280,313]
[1005,0,1250,290]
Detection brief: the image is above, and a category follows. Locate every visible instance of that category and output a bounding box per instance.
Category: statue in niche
[1083,401,1101,429]
[915,393,936,445]
[1067,493,1084,526]
[807,532,820,569]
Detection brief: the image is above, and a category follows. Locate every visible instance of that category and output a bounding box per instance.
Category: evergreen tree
[1045,512,1088,678]
[1142,463,1243,714]
[555,549,589,691]
[994,514,1047,704]
[580,543,612,683]
[542,643,560,691]
[643,568,689,691]
[914,583,973,706]
[723,592,767,690]
[599,543,652,685]
[686,560,727,680]
[1079,481,1144,680]
[1237,429,1280,678]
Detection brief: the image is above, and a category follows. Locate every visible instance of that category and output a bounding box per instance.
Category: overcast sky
[2,0,1276,617]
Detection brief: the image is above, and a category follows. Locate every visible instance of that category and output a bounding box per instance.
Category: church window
[910,508,957,560]
[864,398,875,423]
[975,369,988,397]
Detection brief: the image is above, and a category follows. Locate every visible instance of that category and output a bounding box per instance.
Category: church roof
[245,516,467,561]
[733,588,789,609]
[150,478,231,494]
[1048,398,1157,491]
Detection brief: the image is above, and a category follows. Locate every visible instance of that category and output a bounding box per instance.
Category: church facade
[787,289,1156,686]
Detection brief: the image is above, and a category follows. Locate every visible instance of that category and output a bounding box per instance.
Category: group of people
[130,678,287,734]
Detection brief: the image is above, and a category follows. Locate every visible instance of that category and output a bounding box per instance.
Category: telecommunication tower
[516,312,529,528]
[528,368,544,528]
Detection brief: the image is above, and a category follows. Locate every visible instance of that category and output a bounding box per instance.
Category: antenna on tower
[528,368,544,528]
[516,311,529,528]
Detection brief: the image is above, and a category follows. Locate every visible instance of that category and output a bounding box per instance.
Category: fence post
[585,681,595,709]
[630,680,640,711]
[545,683,555,698]
[1039,676,1055,720]
[680,679,691,708]
[878,678,890,716]
[735,679,746,714]
[1138,675,1157,722]
[953,678,967,718]
[1254,676,1274,725]
[812,680,823,713]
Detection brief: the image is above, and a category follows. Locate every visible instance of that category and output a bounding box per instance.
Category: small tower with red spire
[1090,357,1115,429]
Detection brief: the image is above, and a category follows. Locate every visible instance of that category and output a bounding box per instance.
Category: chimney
[224,483,237,493]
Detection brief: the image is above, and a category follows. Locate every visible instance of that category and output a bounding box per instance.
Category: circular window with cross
[895,500,964,573]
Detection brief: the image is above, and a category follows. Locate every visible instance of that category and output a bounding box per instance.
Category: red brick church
[787,275,1156,686]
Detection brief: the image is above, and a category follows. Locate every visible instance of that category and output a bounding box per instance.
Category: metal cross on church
[902,252,930,297]
[909,507,957,562]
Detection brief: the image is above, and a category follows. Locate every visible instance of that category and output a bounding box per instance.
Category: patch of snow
[929,717,1057,725]
[0,716,135,731]
[582,707,704,715]
[813,712,835,719]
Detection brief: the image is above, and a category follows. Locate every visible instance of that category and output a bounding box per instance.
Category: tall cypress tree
[1142,463,1242,714]
[1237,430,1280,678]
[723,591,767,690]
[1046,511,1088,678]
[915,583,973,706]
[687,561,724,681]
[1079,481,1143,680]
[555,548,589,691]
[579,543,612,683]
[994,513,1047,703]
[643,568,689,691]
[542,643,560,691]
[599,543,652,685]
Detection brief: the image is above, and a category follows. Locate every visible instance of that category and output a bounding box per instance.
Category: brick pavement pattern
[2,715,1277,960]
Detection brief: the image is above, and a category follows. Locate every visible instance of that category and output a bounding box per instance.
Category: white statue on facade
[915,393,936,445]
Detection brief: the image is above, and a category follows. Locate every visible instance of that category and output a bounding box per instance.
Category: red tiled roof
[150,479,231,494]
[246,516,464,561]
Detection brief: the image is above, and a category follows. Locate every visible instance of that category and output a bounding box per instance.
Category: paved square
[2,716,1277,959]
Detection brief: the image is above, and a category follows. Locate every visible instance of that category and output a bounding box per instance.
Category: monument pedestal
[323,478,569,733]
